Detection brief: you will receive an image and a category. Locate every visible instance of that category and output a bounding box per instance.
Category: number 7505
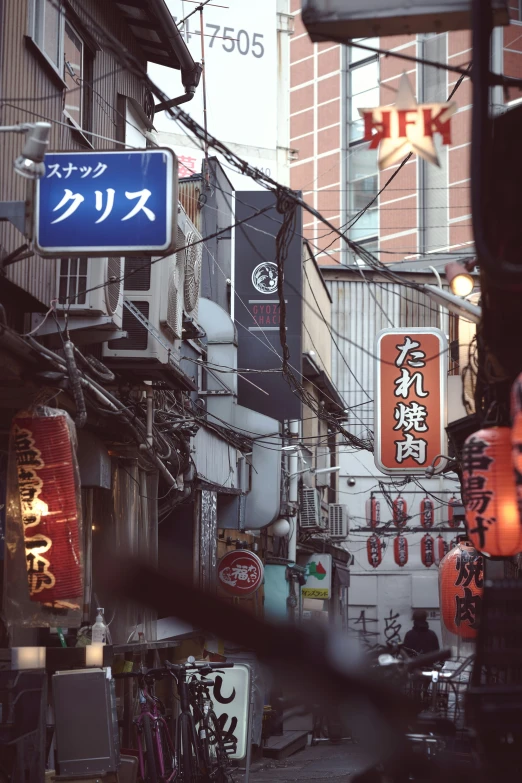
[206,25,265,58]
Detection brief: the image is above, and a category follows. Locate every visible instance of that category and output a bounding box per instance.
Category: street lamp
[444,260,475,297]
[13,122,51,179]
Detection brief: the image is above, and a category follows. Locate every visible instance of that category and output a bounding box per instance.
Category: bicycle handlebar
[113,660,235,680]
[405,648,451,673]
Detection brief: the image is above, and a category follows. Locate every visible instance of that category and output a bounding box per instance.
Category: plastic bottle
[92,608,107,645]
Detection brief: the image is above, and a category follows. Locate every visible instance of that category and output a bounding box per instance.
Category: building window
[31,0,63,70]
[63,21,85,127]
[29,2,93,134]
[347,42,380,245]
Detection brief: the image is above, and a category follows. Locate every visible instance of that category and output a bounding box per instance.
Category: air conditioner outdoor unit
[300,487,325,530]
[328,504,348,539]
[55,256,124,329]
[102,205,202,374]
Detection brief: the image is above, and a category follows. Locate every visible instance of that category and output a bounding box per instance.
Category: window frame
[63,18,86,130]
[347,45,380,244]
[28,0,65,78]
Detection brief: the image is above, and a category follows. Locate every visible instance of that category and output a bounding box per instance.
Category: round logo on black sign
[252,262,278,295]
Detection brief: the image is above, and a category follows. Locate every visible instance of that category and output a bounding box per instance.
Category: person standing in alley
[403,610,440,656]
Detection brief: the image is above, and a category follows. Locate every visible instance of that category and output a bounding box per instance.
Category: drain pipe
[288,420,299,564]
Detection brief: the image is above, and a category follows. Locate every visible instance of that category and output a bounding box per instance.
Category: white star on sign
[359,73,457,170]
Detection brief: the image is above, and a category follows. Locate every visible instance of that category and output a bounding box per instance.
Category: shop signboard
[195,663,251,760]
[375,328,447,474]
[234,191,303,422]
[35,149,178,256]
[217,550,264,596]
[302,553,332,600]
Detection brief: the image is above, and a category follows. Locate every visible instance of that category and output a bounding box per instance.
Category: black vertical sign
[234,192,302,421]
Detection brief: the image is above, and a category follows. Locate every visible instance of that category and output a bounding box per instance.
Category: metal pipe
[146,386,154,448]
[287,420,299,563]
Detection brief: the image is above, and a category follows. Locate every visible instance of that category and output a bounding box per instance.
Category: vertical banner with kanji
[375,328,447,474]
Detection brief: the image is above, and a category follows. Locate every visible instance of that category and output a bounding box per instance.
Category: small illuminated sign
[360,74,457,170]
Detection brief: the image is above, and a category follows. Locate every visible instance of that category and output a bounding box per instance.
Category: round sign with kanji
[217,550,264,597]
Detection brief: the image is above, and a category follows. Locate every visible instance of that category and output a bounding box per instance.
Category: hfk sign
[375,328,447,475]
[360,74,456,170]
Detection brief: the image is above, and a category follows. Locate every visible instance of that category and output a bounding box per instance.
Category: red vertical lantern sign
[448,496,460,528]
[439,541,483,639]
[393,497,408,528]
[435,534,448,565]
[365,497,380,528]
[420,497,434,529]
[421,533,435,568]
[367,534,382,568]
[511,375,522,533]
[394,534,408,567]
[462,427,522,556]
[12,410,82,606]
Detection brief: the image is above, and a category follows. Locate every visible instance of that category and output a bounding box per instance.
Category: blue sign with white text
[35,149,177,256]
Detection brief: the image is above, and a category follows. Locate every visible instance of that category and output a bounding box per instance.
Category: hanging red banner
[421,533,435,568]
[394,534,408,567]
[367,534,382,568]
[12,410,82,605]
[375,329,447,474]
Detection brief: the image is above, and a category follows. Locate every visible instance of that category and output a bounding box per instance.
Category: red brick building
[289,1,522,266]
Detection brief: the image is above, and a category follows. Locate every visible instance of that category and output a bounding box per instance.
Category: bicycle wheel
[180,713,198,782]
[157,718,176,780]
[142,714,159,783]
[205,712,232,782]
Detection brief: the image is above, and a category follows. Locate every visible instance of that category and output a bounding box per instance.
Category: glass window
[349,38,379,64]
[33,0,62,68]
[349,60,379,141]
[64,21,84,126]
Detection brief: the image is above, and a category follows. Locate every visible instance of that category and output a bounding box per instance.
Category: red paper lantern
[421,533,435,568]
[511,374,522,527]
[435,534,448,565]
[394,534,408,567]
[420,497,435,529]
[393,497,407,528]
[365,497,380,528]
[367,534,382,568]
[12,410,82,605]
[462,427,522,556]
[448,496,461,528]
[439,540,483,639]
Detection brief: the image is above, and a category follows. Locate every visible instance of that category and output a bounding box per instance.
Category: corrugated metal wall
[327,277,449,437]
[0,0,149,307]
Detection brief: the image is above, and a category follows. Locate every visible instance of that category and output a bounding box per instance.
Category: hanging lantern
[448,496,461,528]
[439,540,484,639]
[393,496,408,528]
[367,534,382,568]
[420,497,435,529]
[421,533,435,568]
[435,534,448,565]
[11,409,82,606]
[462,427,522,556]
[394,534,408,567]
[365,497,380,528]
[511,374,522,524]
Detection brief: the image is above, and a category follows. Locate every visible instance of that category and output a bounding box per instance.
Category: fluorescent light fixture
[422,284,481,323]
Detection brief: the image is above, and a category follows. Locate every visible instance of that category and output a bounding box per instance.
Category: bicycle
[115,666,176,783]
[117,658,235,783]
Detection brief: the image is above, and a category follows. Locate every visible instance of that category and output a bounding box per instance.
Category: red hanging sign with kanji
[12,411,82,606]
[375,328,447,474]
[217,550,264,597]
